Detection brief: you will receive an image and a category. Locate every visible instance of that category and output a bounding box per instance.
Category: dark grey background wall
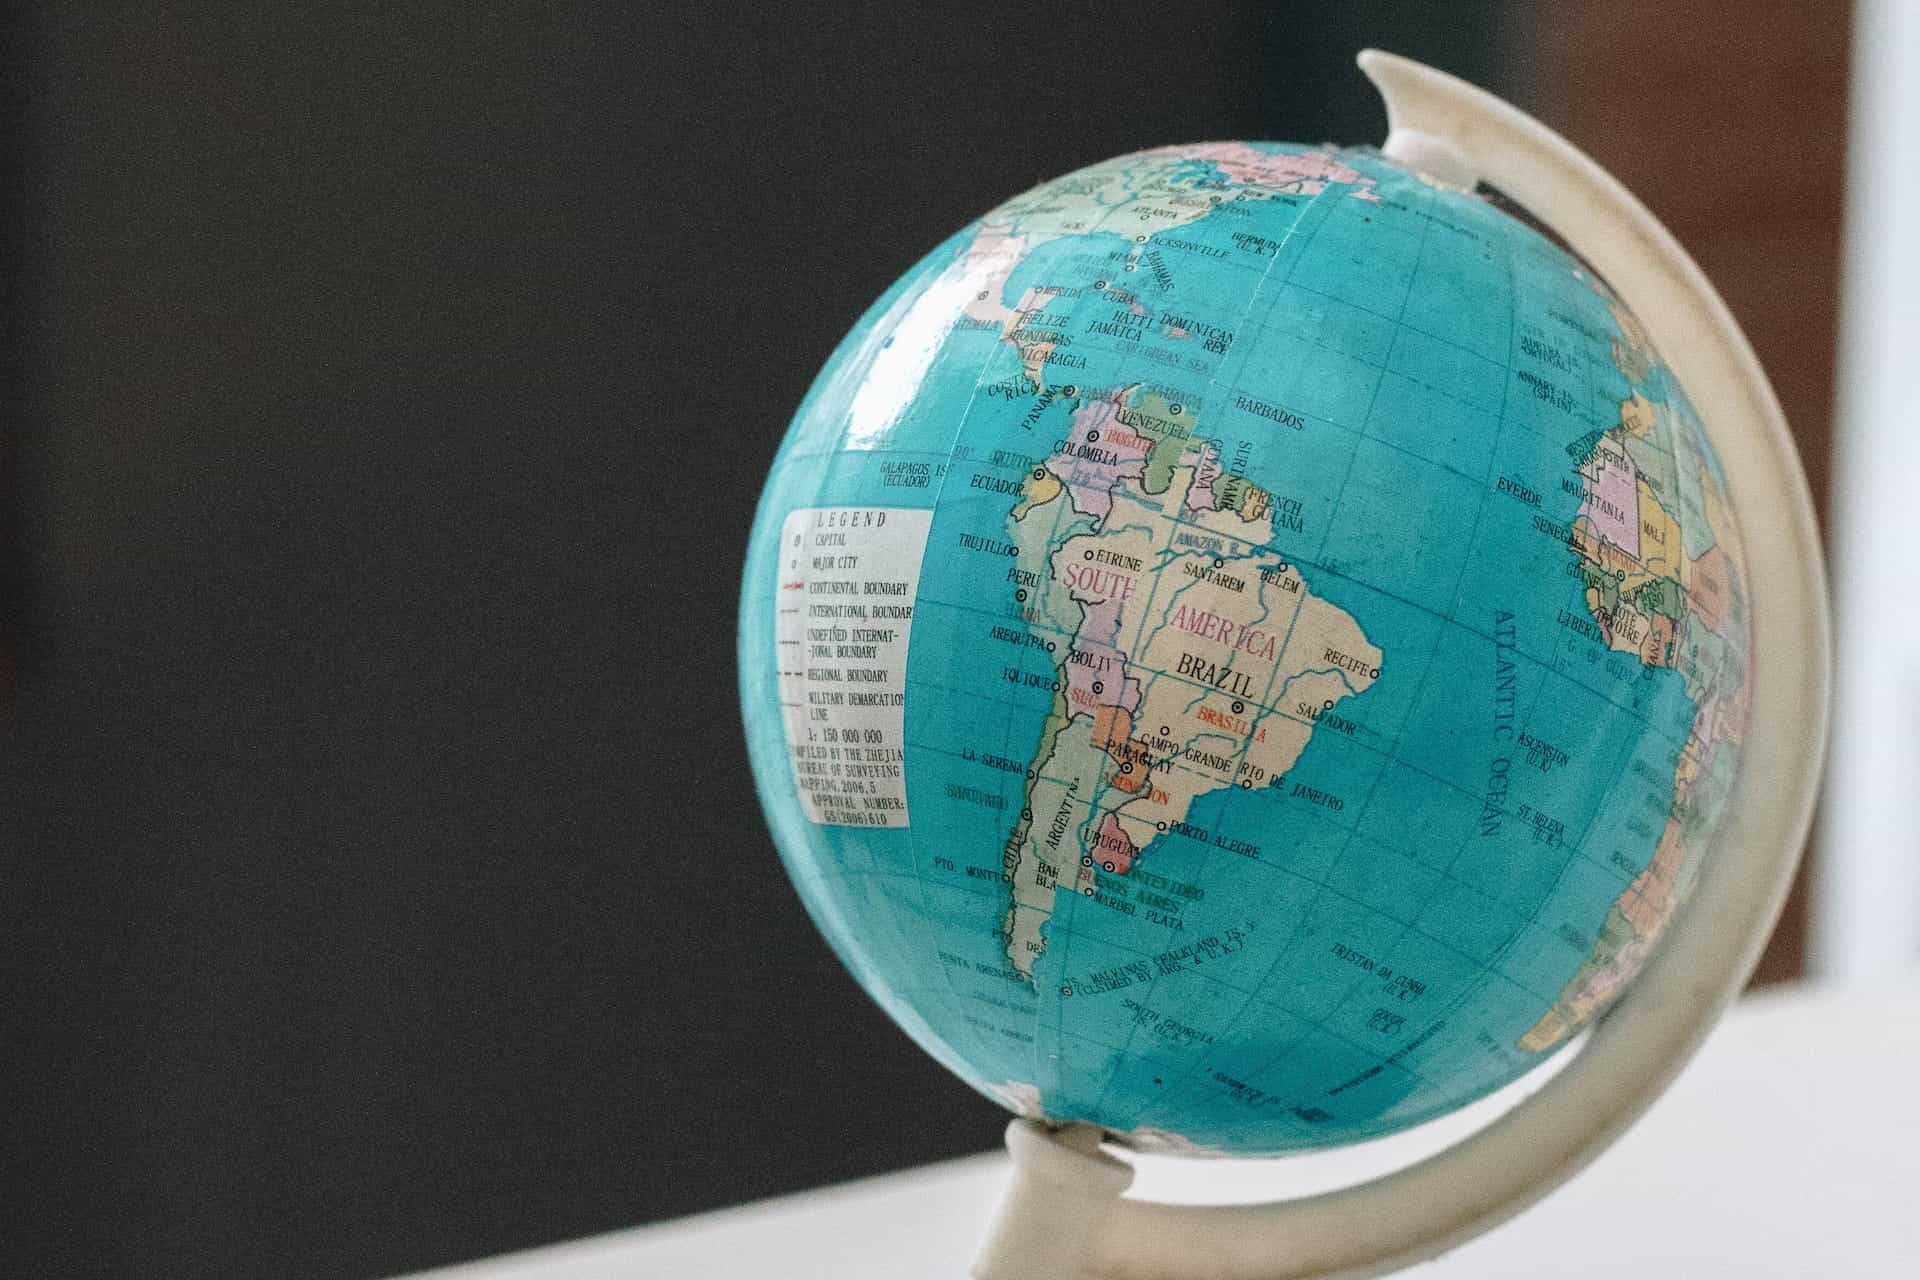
[5,4,1515,1277]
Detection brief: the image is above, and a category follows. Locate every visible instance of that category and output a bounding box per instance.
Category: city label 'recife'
[740,141,1751,1154]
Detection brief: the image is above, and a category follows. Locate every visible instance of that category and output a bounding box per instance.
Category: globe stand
[971,49,1831,1280]
[974,1122,1133,1280]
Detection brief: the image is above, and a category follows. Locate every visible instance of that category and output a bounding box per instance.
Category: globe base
[973,1122,1132,1280]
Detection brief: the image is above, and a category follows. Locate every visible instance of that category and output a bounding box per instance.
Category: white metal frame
[974,50,1831,1280]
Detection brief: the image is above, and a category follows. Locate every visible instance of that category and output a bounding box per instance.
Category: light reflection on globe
[739,142,1751,1153]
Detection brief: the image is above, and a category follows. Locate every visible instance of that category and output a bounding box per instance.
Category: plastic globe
[739,63,1824,1258]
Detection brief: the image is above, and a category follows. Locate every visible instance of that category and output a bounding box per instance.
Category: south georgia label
[776,507,932,827]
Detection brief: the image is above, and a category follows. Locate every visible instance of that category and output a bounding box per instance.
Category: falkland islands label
[776,507,932,827]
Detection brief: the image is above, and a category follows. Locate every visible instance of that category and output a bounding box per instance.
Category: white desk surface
[409,980,1920,1279]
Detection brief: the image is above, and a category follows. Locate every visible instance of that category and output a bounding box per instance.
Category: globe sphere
[739,142,1751,1153]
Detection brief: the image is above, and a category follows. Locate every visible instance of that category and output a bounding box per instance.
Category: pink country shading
[1059,592,1144,713]
[1583,440,1640,558]
[1092,812,1139,874]
[1052,397,1152,524]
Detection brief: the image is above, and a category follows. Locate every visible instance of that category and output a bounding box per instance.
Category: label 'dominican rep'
[776,507,932,827]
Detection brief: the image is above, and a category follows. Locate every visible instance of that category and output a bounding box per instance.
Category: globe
[739,138,1752,1156]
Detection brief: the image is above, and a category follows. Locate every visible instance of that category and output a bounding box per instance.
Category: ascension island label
[776,507,932,827]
